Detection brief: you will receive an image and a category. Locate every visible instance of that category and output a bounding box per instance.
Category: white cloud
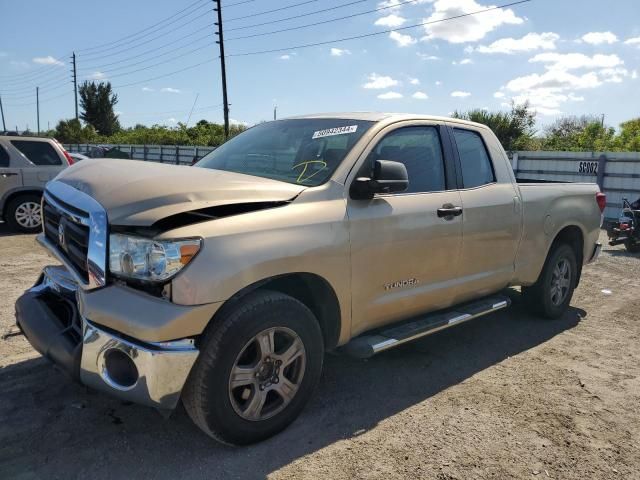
[632,70,638,80]
[161,87,181,93]
[409,77,420,85]
[330,48,351,56]
[493,91,505,98]
[142,86,154,92]
[417,53,440,60]
[230,118,248,126]
[279,54,291,60]
[451,90,471,97]
[476,32,559,54]
[114,110,123,116]
[389,31,417,47]
[412,91,429,99]
[363,73,399,89]
[422,0,523,44]
[87,71,106,80]
[377,91,403,99]
[505,70,602,92]
[165,118,177,124]
[599,67,630,83]
[453,58,473,65]
[32,55,64,66]
[529,52,623,71]
[581,31,618,45]
[624,36,640,47]
[568,93,584,101]
[375,14,406,27]
[435,80,442,86]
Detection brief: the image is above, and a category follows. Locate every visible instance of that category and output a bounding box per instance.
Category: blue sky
[1,0,639,133]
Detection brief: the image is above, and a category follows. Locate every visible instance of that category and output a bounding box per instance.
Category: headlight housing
[109,234,201,283]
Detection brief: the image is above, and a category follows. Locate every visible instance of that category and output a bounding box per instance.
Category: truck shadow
[0,291,583,479]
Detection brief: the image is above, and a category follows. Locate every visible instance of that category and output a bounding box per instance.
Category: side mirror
[350,160,409,199]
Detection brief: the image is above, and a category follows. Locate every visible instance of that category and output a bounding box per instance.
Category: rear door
[447,125,521,302]
[0,142,23,203]
[347,122,464,336]
[9,139,66,187]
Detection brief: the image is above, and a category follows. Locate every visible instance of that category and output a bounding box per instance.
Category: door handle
[437,205,463,219]
[1,173,18,178]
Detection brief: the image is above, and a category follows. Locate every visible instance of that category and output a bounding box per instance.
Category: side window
[10,140,62,166]
[0,146,9,168]
[452,129,495,188]
[367,126,445,194]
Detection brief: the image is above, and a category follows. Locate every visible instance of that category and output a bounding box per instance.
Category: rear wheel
[522,243,577,319]
[182,290,324,445]
[5,194,42,233]
[625,239,640,253]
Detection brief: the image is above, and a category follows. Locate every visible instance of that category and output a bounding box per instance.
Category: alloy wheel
[228,327,306,421]
[15,202,42,229]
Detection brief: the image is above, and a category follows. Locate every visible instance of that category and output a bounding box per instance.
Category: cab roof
[285,112,488,130]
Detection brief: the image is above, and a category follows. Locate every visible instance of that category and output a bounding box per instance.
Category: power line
[77,0,209,53]
[80,42,216,81]
[3,90,71,108]
[0,72,70,94]
[80,16,215,60]
[79,29,215,72]
[112,59,215,89]
[225,0,320,23]
[227,0,532,56]
[225,0,369,32]
[226,0,420,41]
[224,0,258,7]
[0,54,70,81]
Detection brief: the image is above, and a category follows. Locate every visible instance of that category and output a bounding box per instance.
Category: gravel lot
[1,225,639,480]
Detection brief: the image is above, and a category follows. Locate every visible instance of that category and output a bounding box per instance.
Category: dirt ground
[0,225,638,480]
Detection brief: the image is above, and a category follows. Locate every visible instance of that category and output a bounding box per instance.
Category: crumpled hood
[55,159,306,226]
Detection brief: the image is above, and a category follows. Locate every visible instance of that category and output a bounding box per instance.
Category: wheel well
[551,225,584,286]
[215,273,342,350]
[1,189,43,219]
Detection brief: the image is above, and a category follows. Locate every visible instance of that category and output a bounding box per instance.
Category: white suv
[0,136,73,232]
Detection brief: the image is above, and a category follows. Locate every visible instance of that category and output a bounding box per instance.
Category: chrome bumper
[19,265,199,410]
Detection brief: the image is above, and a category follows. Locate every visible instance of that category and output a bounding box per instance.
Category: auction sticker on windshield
[312,125,358,139]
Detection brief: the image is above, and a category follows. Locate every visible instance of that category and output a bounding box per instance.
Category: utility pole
[0,95,6,131]
[36,87,40,135]
[71,52,79,121]
[213,0,230,139]
[273,104,277,121]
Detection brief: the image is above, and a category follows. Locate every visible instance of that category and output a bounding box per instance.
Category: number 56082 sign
[578,161,598,174]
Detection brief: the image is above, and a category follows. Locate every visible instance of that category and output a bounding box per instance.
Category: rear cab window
[10,140,62,166]
[452,128,495,188]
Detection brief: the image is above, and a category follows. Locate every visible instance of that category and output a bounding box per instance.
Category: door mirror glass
[351,160,409,199]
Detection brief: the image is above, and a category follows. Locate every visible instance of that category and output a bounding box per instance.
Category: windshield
[195,118,374,186]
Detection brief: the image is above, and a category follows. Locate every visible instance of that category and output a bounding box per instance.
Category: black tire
[521,244,577,319]
[182,290,324,445]
[5,194,42,233]
[624,239,640,253]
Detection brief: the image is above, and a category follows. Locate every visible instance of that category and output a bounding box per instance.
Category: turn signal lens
[180,244,200,265]
[596,192,606,213]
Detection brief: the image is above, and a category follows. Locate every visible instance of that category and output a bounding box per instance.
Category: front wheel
[182,290,324,445]
[522,244,577,319]
[5,194,42,233]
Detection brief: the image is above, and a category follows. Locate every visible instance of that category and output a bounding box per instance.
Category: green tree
[542,115,615,151]
[453,101,536,151]
[53,118,97,144]
[79,81,121,136]
[615,118,640,151]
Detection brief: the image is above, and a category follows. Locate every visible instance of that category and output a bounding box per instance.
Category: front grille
[43,198,90,282]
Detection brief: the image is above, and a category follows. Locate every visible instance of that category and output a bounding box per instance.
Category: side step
[342,295,511,359]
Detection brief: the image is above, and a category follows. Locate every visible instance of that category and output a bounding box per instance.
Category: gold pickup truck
[15,113,604,445]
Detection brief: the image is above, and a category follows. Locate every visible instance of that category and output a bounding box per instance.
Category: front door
[347,124,463,337]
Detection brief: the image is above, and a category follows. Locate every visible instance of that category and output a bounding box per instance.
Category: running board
[342,295,511,359]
